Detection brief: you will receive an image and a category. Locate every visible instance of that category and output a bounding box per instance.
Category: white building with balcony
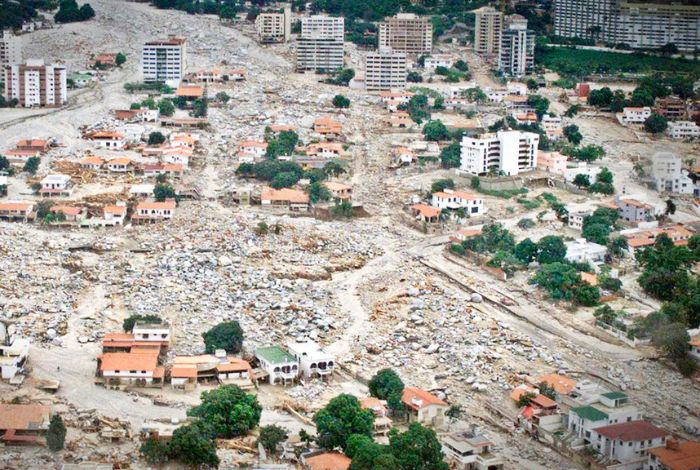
[442,428,504,470]
[667,121,700,140]
[255,345,299,385]
[431,189,484,216]
[287,341,335,380]
[460,130,538,176]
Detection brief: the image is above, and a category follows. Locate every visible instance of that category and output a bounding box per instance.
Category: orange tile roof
[536,374,576,396]
[305,452,351,470]
[16,139,48,148]
[104,205,126,216]
[401,386,447,411]
[99,352,158,372]
[136,201,176,211]
[619,198,653,210]
[216,358,252,373]
[239,140,268,148]
[323,182,351,191]
[80,156,104,165]
[411,204,441,218]
[595,420,666,442]
[0,202,34,211]
[269,124,296,132]
[51,205,82,216]
[580,272,598,286]
[510,384,537,402]
[171,365,198,378]
[107,157,131,165]
[175,86,204,98]
[649,440,700,470]
[90,131,125,140]
[261,187,309,204]
[0,404,50,431]
[531,394,557,409]
[360,397,385,410]
[104,333,134,342]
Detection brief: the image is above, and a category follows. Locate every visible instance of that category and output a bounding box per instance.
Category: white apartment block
[142,36,187,85]
[4,59,67,108]
[473,6,503,57]
[499,15,534,77]
[379,13,432,54]
[255,7,291,43]
[296,16,344,72]
[554,0,700,52]
[0,30,21,67]
[652,152,694,194]
[667,121,700,140]
[621,106,651,125]
[365,47,407,92]
[287,341,335,380]
[460,130,539,176]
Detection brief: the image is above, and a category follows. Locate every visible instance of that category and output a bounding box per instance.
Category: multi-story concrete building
[499,15,534,77]
[473,6,503,57]
[296,16,344,72]
[378,13,432,54]
[0,30,21,67]
[652,152,694,194]
[4,59,67,108]
[667,121,700,140]
[142,36,187,85]
[255,6,291,43]
[553,0,700,52]
[365,47,407,91]
[460,130,539,176]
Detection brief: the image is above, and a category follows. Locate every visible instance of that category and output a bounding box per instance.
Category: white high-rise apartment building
[473,6,503,57]
[4,59,67,108]
[652,152,694,194]
[460,130,539,176]
[255,6,291,43]
[378,13,432,54]
[142,36,187,85]
[0,30,21,67]
[554,0,700,52]
[365,47,407,92]
[499,15,534,78]
[296,15,344,72]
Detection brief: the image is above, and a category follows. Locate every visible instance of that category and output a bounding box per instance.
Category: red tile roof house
[97,351,164,388]
[0,404,51,444]
[144,163,184,179]
[314,117,343,136]
[3,139,49,165]
[0,201,36,222]
[89,131,126,150]
[648,438,700,470]
[401,386,448,427]
[323,181,352,201]
[589,420,667,467]
[131,200,176,224]
[238,140,268,158]
[79,155,105,170]
[303,451,351,470]
[261,187,310,212]
[50,205,85,223]
[410,204,441,223]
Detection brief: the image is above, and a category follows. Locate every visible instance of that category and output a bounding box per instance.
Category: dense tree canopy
[188,385,262,438]
[313,394,374,451]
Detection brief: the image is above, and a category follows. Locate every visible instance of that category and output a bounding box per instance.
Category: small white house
[106,157,133,173]
[621,107,651,125]
[401,386,448,427]
[255,345,299,385]
[90,131,126,149]
[132,322,171,345]
[132,201,176,224]
[287,341,335,380]
[425,54,454,70]
[565,239,607,265]
[431,189,484,216]
[238,140,268,158]
[589,420,666,466]
[103,203,127,226]
[0,323,29,381]
[40,174,72,197]
[98,352,163,387]
[129,184,155,199]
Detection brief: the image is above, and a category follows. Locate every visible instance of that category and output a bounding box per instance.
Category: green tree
[608,236,628,257]
[538,382,556,400]
[430,178,454,194]
[368,368,404,412]
[407,71,423,83]
[440,142,461,169]
[216,91,230,103]
[257,425,288,454]
[266,131,299,159]
[313,394,374,451]
[202,321,244,354]
[423,120,449,141]
[148,131,166,145]
[588,87,613,108]
[563,124,582,145]
[462,87,487,103]
[514,238,538,264]
[332,94,351,108]
[188,385,261,438]
[154,183,176,202]
[23,156,40,174]
[573,173,591,188]
[115,52,126,66]
[573,283,601,306]
[47,415,66,451]
[583,223,611,245]
[158,99,175,116]
[517,392,537,407]
[271,171,299,189]
[191,98,208,117]
[526,78,538,91]
[527,95,550,118]
[168,422,219,467]
[531,262,580,300]
[389,422,449,470]
[453,60,468,72]
[445,404,463,429]
[676,357,697,377]
[347,434,389,470]
[307,181,331,203]
[256,221,269,235]
[406,95,431,123]
[537,236,567,264]
[652,323,690,359]
[122,314,162,332]
[140,438,169,465]
[644,113,668,134]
